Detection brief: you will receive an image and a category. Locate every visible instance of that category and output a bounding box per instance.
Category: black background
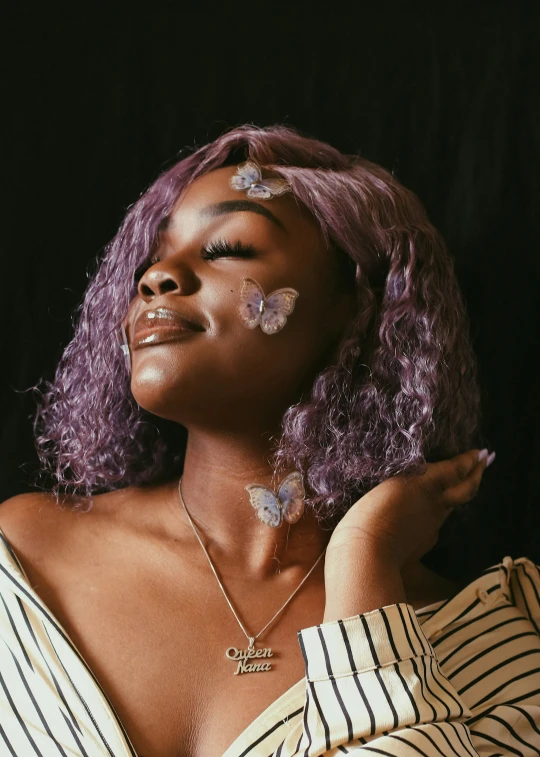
[2,2,539,579]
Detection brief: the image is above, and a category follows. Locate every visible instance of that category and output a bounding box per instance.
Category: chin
[130,363,192,418]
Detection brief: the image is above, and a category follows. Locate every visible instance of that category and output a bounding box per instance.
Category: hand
[326,448,492,574]
[322,448,493,622]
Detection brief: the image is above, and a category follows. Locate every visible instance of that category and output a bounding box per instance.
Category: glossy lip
[132,306,204,348]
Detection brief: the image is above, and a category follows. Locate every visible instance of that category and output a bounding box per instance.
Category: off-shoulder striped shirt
[1,528,540,756]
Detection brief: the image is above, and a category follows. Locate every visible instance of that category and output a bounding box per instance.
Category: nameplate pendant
[225,638,273,675]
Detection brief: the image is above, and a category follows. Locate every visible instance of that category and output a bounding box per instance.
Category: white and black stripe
[2,530,540,756]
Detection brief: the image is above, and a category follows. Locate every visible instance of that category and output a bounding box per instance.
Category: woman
[0,124,539,756]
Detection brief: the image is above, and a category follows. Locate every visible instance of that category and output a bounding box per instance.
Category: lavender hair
[33,124,482,516]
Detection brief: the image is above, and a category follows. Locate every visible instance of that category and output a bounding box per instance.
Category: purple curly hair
[33,124,482,515]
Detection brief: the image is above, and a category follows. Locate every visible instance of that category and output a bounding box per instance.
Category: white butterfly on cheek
[238,278,299,335]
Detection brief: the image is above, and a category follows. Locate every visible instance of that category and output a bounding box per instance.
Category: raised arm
[271,449,540,755]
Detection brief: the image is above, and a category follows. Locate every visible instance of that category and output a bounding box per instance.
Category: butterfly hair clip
[229,161,292,200]
[239,277,299,335]
[245,471,305,528]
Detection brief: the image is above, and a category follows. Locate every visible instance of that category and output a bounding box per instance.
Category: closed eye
[201,238,257,261]
[133,239,257,282]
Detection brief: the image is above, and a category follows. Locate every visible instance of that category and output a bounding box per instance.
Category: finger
[444,453,488,508]
[425,448,485,494]
[445,465,485,509]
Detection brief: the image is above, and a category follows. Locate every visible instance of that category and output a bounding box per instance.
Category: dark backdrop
[2,2,539,580]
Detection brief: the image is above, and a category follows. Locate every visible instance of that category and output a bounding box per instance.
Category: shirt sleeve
[273,602,534,756]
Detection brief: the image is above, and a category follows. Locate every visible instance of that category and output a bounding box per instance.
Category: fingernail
[486,451,496,468]
[477,448,488,462]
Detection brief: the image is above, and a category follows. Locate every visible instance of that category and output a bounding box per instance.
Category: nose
[137,260,198,301]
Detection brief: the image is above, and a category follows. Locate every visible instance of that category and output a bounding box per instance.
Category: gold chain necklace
[177,477,326,676]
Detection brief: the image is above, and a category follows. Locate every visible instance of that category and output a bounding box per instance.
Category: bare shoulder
[0,491,86,568]
[0,488,132,572]
[0,483,168,573]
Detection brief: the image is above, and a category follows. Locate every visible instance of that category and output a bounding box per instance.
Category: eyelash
[133,239,256,282]
[201,238,257,260]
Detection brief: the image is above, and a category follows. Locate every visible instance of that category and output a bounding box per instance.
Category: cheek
[216,285,333,390]
[127,275,336,418]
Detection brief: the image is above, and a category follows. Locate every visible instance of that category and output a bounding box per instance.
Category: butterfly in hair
[245,472,305,528]
[239,278,299,335]
[229,161,291,200]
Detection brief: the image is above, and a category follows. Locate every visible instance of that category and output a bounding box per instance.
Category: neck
[172,428,329,578]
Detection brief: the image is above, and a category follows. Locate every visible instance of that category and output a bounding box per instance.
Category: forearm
[323,541,406,622]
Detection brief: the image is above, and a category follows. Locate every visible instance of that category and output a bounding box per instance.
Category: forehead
[163,165,325,249]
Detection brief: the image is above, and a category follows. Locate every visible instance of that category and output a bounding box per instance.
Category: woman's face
[123,165,356,431]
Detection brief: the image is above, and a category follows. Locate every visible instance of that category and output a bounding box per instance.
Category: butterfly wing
[277,472,305,524]
[246,183,273,200]
[245,485,282,528]
[229,161,261,191]
[260,177,291,196]
[246,177,291,200]
[260,288,299,335]
[238,278,264,329]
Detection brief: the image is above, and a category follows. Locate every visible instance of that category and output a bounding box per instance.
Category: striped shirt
[1,528,540,756]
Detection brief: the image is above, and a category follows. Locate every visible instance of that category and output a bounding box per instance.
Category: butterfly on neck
[245,471,305,528]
